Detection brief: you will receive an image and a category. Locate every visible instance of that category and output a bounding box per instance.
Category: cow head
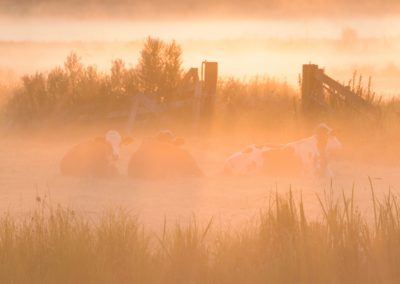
[105,130,133,161]
[314,123,342,154]
[327,131,342,153]
[313,124,342,177]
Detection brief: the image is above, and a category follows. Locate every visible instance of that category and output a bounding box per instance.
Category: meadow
[1,187,400,284]
[0,36,400,284]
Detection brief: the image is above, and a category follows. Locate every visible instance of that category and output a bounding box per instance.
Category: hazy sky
[1,0,399,19]
[2,0,400,96]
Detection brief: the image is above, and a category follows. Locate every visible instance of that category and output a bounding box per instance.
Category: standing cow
[60,130,132,177]
[224,124,342,177]
[128,130,203,179]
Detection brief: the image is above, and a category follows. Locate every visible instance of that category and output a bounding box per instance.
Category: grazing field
[2,5,400,282]
[0,134,399,230]
[2,82,400,283]
[1,44,400,282]
[1,153,400,283]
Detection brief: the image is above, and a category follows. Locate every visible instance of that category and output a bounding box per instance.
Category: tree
[64,52,84,104]
[136,37,165,95]
[47,66,68,107]
[108,59,124,99]
[136,37,183,100]
[161,40,183,98]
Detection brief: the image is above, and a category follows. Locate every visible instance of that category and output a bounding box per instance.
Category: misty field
[1,53,400,282]
[0,124,400,282]
[0,133,399,224]
[1,7,400,281]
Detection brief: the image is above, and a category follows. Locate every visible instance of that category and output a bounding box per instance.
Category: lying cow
[224,124,342,177]
[128,130,203,179]
[60,130,132,177]
[223,144,267,175]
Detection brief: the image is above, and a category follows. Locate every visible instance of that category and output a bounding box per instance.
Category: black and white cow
[224,124,342,177]
[60,130,132,177]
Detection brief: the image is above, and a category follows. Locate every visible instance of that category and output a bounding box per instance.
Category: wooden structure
[202,61,218,98]
[200,61,218,119]
[301,64,370,113]
[127,61,218,131]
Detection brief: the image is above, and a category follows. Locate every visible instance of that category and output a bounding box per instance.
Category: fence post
[302,64,325,118]
[302,64,318,112]
[200,61,218,126]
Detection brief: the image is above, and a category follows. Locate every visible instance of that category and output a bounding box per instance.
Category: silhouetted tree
[161,40,183,99]
[110,59,126,98]
[136,37,165,95]
[64,52,84,104]
[136,37,183,100]
[47,67,68,107]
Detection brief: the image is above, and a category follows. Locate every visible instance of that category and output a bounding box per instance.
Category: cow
[224,124,342,177]
[128,130,203,179]
[60,130,132,177]
[223,144,267,175]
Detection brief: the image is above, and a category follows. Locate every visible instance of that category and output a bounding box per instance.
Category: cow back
[60,139,117,177]
[262,146,304,176]
[128,140,203,179]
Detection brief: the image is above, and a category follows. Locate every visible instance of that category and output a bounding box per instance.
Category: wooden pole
[301,64,319,113]
[201,61,218,119]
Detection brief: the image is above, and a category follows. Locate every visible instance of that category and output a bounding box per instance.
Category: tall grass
[1,187,400,283]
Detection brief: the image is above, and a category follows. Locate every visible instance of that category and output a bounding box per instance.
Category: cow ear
[122,136,134,145]
[173,137,185,146]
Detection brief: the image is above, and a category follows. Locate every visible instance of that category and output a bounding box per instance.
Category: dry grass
[1,185,400,284]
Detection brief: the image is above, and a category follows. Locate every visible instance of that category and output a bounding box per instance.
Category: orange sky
[1,0,400,19]
[1,2,400,96]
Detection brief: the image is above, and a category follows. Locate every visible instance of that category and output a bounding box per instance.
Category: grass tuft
[1,188,400,283]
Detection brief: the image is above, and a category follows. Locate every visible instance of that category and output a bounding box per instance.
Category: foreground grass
[1,188,400,284]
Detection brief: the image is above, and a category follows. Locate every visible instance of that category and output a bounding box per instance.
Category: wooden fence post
[201,61,218,121]
[302,64,325,117]
[302,64,318,112]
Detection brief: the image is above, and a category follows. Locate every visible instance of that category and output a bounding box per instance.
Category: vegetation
[4,37,397,128]
[1,38,298,128]
[1,188,400,283]
[3,37,183,125]
[137,38,183,99]
[1,37,400,164]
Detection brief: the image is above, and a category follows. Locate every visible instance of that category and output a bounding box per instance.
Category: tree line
[5,37,183,124]
[2,37,297,128]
